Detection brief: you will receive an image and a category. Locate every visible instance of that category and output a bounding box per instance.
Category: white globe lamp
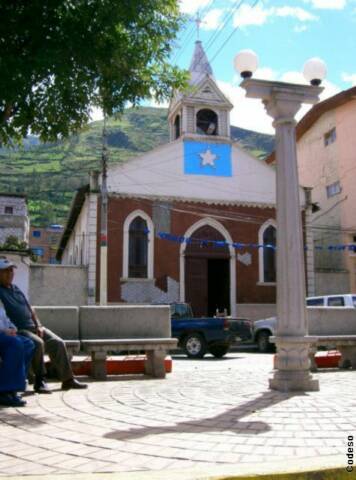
[234,50,259,79]
[303,58,327,86]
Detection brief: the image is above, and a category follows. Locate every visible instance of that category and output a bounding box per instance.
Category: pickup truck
[253,294,356,352]
[170,303,252,359]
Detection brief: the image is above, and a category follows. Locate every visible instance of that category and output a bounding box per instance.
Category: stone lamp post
[235,53,327,392]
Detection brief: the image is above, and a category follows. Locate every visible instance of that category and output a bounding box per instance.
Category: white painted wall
[62,198,89,266]
[107,139,305,208]
[61,193,98,304]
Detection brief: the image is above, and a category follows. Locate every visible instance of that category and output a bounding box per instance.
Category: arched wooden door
[185,225,230,317]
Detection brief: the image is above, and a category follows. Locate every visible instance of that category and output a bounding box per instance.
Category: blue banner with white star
[183,141,232,177]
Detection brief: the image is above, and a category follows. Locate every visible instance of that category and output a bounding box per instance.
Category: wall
[29,226,63,263]
[62,197,90,266]
[106,140,284,207]
[0,195,29,244]
[106,196,277,308]
[0,196,26,215]
[315,271,350,295]
[236,303,276,321]
[30,264,88,306]
[0,221,26,244]
[121,277,179,304]
[297,99,356,292]
[61,193,98,304]
[297,110,345,271]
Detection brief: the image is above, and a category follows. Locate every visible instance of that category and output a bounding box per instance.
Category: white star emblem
[200,148,217,167]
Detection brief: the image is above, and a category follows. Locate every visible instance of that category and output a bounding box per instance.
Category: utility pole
[99,115,108,305]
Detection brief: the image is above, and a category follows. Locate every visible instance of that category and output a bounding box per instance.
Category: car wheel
[183,334,207,358]
[256,331,272,353]
[209,344,230,358]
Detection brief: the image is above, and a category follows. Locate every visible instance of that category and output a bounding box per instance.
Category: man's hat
[0,258,17,270]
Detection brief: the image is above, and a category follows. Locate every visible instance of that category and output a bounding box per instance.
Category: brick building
[29,225,63,263]
[57,42,310,314]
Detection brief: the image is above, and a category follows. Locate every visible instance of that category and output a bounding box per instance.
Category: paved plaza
[0,352,355,479]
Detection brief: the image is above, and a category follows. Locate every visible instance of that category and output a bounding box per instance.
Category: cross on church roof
[194,12,205,40]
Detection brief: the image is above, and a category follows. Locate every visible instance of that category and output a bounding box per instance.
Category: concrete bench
[310,335,356,370]
[80,305,177,380]
[307,308,356,370]
[34,306,80,358]
[81,338,177,379]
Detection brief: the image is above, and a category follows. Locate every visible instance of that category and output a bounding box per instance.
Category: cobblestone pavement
[0,352,355,477]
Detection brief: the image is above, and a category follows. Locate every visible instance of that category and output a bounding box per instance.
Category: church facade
[57,42,305,316]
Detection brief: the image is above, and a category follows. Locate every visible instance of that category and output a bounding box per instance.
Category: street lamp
[235,52,326,392]
[303,57,327,86]
[233,50,258,79]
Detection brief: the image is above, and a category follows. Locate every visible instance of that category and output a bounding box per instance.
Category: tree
[0,235,28,252]
[0,0,187,146]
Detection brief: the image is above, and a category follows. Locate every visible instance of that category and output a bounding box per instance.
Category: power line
[208,0,260,64]
[204,0,245,55]
[172,0,218,64]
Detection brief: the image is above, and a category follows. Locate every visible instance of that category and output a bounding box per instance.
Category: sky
[93,0,356,134]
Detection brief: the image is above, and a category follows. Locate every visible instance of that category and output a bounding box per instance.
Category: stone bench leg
[91,351,107,380]
[145,350,166,378]
[338,346,356,369]
[309,346,318,372]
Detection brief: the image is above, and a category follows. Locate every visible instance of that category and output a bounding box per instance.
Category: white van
[253,294,356,352]
[306,294,356,308]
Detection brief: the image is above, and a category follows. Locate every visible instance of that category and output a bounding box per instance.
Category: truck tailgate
[227,318,253,341]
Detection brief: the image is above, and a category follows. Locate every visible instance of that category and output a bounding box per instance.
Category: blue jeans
[0,333,35,392]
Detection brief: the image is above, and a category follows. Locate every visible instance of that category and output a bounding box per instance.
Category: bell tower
[168,41,233,142]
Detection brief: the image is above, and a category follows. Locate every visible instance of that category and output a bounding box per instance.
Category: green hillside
[0,107,274,226]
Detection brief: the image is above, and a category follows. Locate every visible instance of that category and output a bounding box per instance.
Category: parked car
[306,294,356,307]
[170,302,252,359]
[253,294,356,352]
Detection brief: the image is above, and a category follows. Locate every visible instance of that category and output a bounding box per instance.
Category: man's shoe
[34,379,51,394]
[10,393,27,407]
[0,393,26,407]
[61,378,88,391]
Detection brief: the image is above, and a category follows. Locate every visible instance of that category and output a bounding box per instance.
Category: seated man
[0,300,34,407]
[0,258,87,393]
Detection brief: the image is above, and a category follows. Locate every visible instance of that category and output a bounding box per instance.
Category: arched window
[196,109,218,136]
[258,221,276,283]
[128,217,148,278]
[174,115,181,139]
[123,210,154,279]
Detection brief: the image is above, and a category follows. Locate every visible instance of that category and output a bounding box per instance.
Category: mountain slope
[0,107,274,226]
